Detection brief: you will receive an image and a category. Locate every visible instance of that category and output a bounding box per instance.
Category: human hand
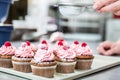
[97,41,120,55]
[93,0,120,15]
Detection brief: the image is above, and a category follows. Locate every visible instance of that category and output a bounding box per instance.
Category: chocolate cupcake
[31,40,57,78]
[0,41,16,68]
[74,42,94,70]
[54,41,76,73]
[12,41,34,72]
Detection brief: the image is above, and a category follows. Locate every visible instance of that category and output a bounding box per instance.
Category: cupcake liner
[56,61,76,73]
[12,61,31,72]
[75,59,93,70]
[0,58,12,68]
[31,65,56,78]
[12,56,32,73]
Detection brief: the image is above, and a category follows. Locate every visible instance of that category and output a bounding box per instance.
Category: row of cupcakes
[0,40,94,78]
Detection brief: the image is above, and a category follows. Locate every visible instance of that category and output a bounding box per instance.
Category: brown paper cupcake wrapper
[31,65,56,78]
[56,61,76,73]
[0,58,12,68]
[75,59,93,70]
[12,61,31,73]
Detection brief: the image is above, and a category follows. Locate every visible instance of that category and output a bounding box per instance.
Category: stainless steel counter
[76,65,120,80]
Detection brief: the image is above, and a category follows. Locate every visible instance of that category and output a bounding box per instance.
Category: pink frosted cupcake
[12,41,34,72]
[0,41,16,68]
[31,40,57,78]
[54,41,76,73]
[74,42,94,70]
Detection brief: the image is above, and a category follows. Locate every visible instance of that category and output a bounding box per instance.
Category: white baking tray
[0,55,120,80]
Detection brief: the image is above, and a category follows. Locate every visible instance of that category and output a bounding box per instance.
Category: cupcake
[54,41,76,73]
[12,41,34,72]
[75,42,94,70]
[31,40,57,78]
[0,41,16,68]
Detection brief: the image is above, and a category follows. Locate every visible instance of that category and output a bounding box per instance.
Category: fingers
[97,46,106,55]
[97,41,120,56]
[93,0,117,10]
[99,0,120,13]
[97,46,114,56]
[103,50,114,56]
[97,43,119,56]
[103,48,117,56]
[97,41,114,55]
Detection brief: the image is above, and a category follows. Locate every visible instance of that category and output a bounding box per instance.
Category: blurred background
[4,0,120,42]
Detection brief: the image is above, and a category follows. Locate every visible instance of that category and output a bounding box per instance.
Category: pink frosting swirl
[37,43,48,50]
[71,42,93,56]
[55,48,66,58]
[66,49,76,58]
[34,48,54,62]
[37,40,49,50]
[54,41,76,59]
[22,42,37,52]
[0,45,16,56]
[56,48,76,59]
[15,42,34,58]
[30,44,37,52]
[71,43,81,53]
[54,40,69,53]
[76,46,92,56]
[54,44,64,53]
[71,44,80,50]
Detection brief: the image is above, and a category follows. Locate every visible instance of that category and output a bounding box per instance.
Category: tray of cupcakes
[0,40,120,80]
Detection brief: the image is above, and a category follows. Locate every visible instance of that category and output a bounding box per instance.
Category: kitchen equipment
[0,0,12,23]
[58,0,94,17]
